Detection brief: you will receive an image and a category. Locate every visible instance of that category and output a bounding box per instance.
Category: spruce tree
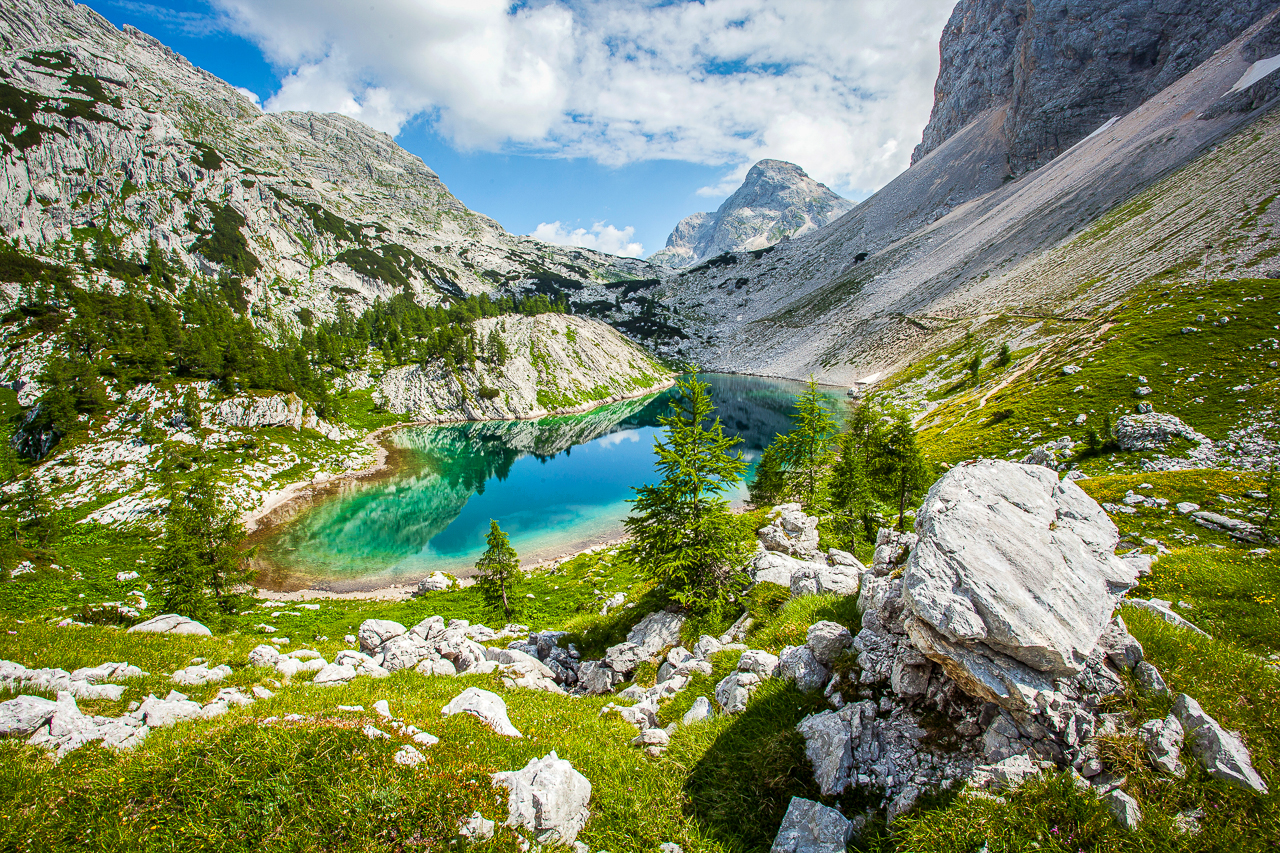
[748,441,786,508]
[475,519,520,620]
[996,342,1012,367]
[881,412,931,531]
[625,377,750,610]
[967,354,982,387]
[154,469,250,622]
[828,402,885,547]
[776,378,839,509]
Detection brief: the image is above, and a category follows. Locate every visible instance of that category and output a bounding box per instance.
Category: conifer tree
[881,412,931,531]
[154,470,250,622]
[776,378,839,509]
[828,402,885,547]
[748,441,786,508]
[475,519,520,620]
[996,342,1012,367]
[625,377,750,610]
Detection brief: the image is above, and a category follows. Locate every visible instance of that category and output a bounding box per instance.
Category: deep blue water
[254,374,839,589]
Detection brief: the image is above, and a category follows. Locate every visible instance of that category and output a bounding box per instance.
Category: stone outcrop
[902,460,1138,711]
[1113,413,1209,452]
[209,393,352,442]
[491,751,592,845]
[650,160,853,268]
[442,687,523,738]
[127,614,211,636]
[913,0,1276,174]
[770,796,856,853]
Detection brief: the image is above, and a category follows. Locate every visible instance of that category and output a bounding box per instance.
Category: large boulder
[902,460,1138,711]
[1173,694,1268,793]
[492,751,592,845]
[778,645,829,693]
[358,619,407,655]
[0,695,58,737]
[442,687,522,738]
[790,562,860,598]
[758,504,821,558]
[1113,412,1207,452]
[127,614,210,636]
[770,796,855,853]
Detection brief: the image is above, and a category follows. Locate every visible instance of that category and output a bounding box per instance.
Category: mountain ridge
[649,159,853,269]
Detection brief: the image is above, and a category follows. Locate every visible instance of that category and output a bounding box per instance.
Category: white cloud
[213,0,956,196]
[530,221,644,257]
[233,86,261,109]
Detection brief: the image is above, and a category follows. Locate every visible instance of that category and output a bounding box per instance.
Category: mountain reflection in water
[254,374,841,590]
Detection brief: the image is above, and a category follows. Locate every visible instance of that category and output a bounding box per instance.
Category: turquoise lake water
[254,374,840,590]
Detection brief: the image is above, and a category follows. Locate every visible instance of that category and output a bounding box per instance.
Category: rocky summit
[648,160,853,269]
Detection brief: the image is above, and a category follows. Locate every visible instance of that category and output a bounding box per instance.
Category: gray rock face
[902,460,1138,710]
[442,687,523,738]
[758,504,822,559]
[796,707,860,796]
[0,695,57,737]
[779,645,830,693]
[770,796,855,853]
[492,751,592,845]
[913,0,1276,174]
[127,614,210,636]
[1173,693,1269,793]
[650,160,853,269]
[1140,714,1186,777]
[1134,661,1169,696]
[1114,413,1209,452]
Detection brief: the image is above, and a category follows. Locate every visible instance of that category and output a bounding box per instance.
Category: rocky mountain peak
[912,0,1277,175]
[649,159,853,269]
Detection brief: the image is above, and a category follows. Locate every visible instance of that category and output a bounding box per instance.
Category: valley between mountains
[1,0,1279,852]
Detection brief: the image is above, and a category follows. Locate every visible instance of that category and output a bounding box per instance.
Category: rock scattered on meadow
[492,751,592,845]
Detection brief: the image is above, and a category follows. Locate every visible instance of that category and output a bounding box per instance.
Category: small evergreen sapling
[626,377,751,611]
[475,519,520,620]
[154,469,250,622]
[775,378,839,509]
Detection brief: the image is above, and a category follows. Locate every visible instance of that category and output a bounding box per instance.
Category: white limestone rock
[0,695,58,737]
[770,796,855,853]
[127,614,211,636]
[492,751,592,845]
[714,671,762,714]
[358,619,407,654]
[902,460,1138,711]
[442,687,522,738]
[758,504,821,559]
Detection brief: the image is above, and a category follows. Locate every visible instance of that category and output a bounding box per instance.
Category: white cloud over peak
[530,221,644,258]
[213,0,956,196]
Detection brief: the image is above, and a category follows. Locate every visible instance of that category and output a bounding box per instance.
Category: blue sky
[81,1,955,257]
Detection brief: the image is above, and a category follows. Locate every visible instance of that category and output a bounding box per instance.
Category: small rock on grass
[459,812,495,841]
[442,687,522,738]
[374,699,392,719]
[1104,790,1142,830]
[363,724,390,740]
[412,731,439,746]
[770,796,855,853]
[682,696,713,726]
[394,745,424,766]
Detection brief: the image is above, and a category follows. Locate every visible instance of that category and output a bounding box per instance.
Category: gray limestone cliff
[912,0,1277,176]
[649,160,852,269]
[0,0,667,335]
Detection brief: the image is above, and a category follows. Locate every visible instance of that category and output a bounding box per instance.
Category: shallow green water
[254,374,840,589]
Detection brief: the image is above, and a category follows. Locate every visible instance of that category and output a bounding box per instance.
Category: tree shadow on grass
[681,680,835,852]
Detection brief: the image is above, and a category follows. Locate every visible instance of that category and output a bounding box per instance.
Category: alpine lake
[251,374,845,591]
